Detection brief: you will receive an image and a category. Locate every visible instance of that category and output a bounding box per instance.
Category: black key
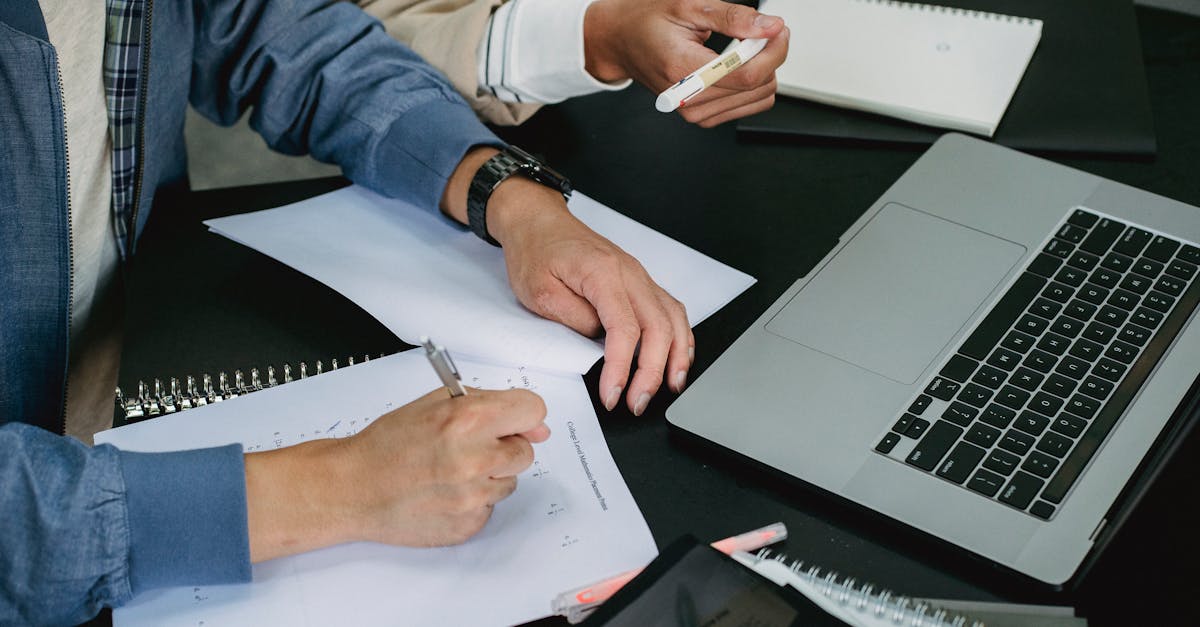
[987,347,1022,371]
[999,429,1035,455]
[965,422,1001,449]
[983,449,1021,476]
[958,383,993,408]
[1114,227,1153,257]
[1030,501,1056,520]
[893,413,915,435]
[999,471,1045,510]
[936,442,987,484]
[939,354,978,383]
[1051,414,1087,439]
[908,394,933,415]
[1029,392,1064,417]
[1023,451,1059,478]
[1101,252,1134,273]
[1010,367,1044,392]
[1131,257,1164,279]
[1043,271,1200,505]
[1044,373,1077,398]
[1016,313,1049,336]
[1180,245,1200,264]
[1023,349,1057,374]
[1066,250,1100,272]
[1155,275,1186,297]
[941,402,977,427]
[1055,355,1091,380]
[1043,238,1074,259]
[1079,376,1114,400]
[1027,253,1064,279]
[959,273,1047,360]
[1143,236,1181,263]
[1065,394,1101,420]
[1068,338,1104,362]
[924,377,960,401]
[1080,218,1126,255]
[1118,274,1151,296]
[1014,411,1050,436]
[907,418,930,439]
[876,432,901,453]
[1064,299,1098,321]
[1068,209,1099,228]
[1041,282,1073,304]
[1093,358,1127,383]
[1036,332,1070,356]
[968,469,1006,497]
[971,364,1007,389]
[1082,321,1118,344]
[1049,316,1084,338]
[1129,307,1162,330]
[1037,431,1075,459]
[1096,305,1128,328]
[1002,330,1037,353]
[1089,267,1121,289]
[980,404,1016,429]
[1077,283,1110,306]
[1030,297,1062,320]
[1118,323,1151,347]
[1166,259,1197,281]
[1057,223,1089,244]
[1105,341,1138,365]
[1144,291,1176,313]
[995,385,1031,411]
[906,420,964,471]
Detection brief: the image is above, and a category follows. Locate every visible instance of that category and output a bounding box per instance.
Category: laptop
[666,134,1200,587]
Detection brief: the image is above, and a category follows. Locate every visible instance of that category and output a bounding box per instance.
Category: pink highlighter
[551,522,788,623]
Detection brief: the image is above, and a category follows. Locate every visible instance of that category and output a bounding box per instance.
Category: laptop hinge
[1088,517,1109,543]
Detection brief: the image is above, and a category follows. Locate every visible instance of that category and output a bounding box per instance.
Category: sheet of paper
[205,185,755,373]
[96,350,657,626]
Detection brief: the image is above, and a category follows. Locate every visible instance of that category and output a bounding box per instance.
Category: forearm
[245,439,352,563]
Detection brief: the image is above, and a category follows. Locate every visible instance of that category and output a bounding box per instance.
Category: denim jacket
[0,0,499,623]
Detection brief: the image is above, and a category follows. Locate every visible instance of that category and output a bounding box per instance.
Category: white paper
[96,350,657,627]
[205,185,755,374]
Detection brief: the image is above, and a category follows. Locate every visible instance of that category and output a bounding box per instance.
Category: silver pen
[421,336,467,397]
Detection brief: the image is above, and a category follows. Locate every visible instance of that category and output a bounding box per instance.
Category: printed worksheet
[96,350,657,626]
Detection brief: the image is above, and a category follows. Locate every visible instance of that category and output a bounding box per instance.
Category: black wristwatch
[466,145,572,246]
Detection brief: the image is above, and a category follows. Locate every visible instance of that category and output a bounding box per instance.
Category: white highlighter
[655,38,768,113]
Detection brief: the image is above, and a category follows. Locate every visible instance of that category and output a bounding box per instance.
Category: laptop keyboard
[874,208,1200,521]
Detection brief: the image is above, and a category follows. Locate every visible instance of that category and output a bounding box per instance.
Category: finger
[659,295,694,393]
[573,258,641,412]
[709,26,788,92]
[522,278,603,338]
[518,423,552,443]
[622,294,673,416]
[680,0,785,40]
[695,85,777,127]
[485,476,519,506]
[488,434,536,478]
[471,388,549,439]
[681,79,776,126]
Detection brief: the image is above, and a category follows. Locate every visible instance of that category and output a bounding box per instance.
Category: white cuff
[476,0,632,105]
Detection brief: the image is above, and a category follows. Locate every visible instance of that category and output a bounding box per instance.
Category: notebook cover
[738,0,1156,157]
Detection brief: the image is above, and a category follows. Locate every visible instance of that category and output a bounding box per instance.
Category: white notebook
[762,0,1043,136]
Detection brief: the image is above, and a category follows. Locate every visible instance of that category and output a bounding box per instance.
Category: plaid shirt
[103,0,146,251]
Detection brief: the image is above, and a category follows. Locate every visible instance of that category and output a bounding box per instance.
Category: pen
[550,522,787,623]
[655,38,769,113]
[421,336,467,397]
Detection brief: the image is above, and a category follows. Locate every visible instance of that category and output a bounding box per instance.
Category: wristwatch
[466,145,572,246]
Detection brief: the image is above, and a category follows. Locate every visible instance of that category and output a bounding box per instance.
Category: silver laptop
[666,134,1200,587]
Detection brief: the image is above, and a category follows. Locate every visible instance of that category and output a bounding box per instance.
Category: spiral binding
[114,354,385,421]
[858,0,1039,26]
[750,549,985,627]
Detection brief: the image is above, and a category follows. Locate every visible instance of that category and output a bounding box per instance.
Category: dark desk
[112,7,1199,626]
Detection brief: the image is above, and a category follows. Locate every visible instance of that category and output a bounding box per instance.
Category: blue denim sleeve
[0,423,250,625]
[190,0,503,212]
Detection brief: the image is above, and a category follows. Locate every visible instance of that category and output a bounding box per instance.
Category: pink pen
[550,522,788,623]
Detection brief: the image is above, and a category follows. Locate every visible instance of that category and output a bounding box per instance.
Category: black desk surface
[108,7,1199,626]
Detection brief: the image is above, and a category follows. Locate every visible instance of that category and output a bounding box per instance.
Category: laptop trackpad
[765,203,1025,384]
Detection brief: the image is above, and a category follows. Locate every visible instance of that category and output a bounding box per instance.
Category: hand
[584,0,790,127]
[245,387,549,562]
[440,148,695,417]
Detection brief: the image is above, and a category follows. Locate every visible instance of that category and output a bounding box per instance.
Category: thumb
[683,0,784,39]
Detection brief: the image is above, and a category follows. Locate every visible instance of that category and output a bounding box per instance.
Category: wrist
[583,0,628,83]
[486,176,572,246]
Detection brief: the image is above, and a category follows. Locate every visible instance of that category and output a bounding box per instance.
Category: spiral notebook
[762,0,1042,136]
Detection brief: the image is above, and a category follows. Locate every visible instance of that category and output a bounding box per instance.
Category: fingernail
[604,386,622,411]
[754,14,780,29]
[672,370,687,393]
[633,393,651,416]
[688,345,695,364]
